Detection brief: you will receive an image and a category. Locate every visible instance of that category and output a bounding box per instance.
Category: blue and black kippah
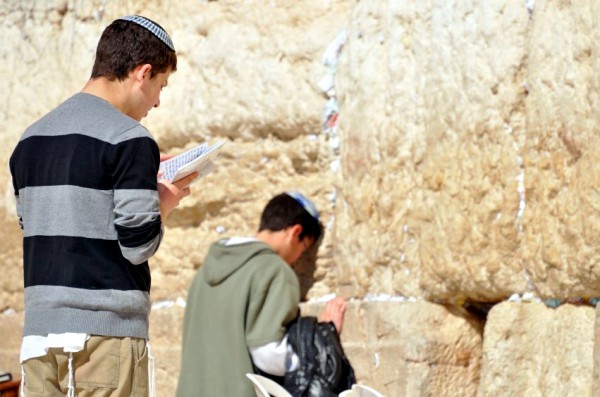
[286,191,319,222]
[119,15,175,51]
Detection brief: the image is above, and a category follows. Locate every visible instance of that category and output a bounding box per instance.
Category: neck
[81,77,130,115]
[255,230,282,252]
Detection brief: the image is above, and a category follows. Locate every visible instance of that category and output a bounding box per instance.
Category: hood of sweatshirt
[201,239,275,286]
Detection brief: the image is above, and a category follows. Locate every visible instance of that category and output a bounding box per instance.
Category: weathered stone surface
[334,1,531,302]
[0,212,24,311]
[521,1,600,298]
[334,0,600,301]
[0,311,23,378]
[148,306,186,397]
[592,304,600,396]
[478,302,594,397]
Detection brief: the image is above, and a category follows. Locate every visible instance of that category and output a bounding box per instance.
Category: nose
[154,98,160,108]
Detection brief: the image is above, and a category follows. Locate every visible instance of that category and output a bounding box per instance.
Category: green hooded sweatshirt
[176,239,300,397]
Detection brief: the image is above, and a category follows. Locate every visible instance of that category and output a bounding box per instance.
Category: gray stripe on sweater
[24,285,150,338]
[114,188,162,264]
[113,189,160,228]
[20,186,159,241]
[20,185,116,239]
[20,93,152,145]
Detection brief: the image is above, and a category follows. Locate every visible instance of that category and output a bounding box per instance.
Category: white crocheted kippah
[285,191,319,221]
[119,15,175,51]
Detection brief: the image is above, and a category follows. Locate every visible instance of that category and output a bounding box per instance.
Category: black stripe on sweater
[23,235,151,291]
[9,134,159,190]
[115,217,162,248]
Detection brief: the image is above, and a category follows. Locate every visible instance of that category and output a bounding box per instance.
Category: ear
[133,64,153,83]
[288,224,303,240]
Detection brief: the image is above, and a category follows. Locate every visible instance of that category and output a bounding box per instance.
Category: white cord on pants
[67,352,75,397]
[20,365,25,397]
[147,342,156,397]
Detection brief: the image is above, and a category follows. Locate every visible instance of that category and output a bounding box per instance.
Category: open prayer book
[159,140,226,184]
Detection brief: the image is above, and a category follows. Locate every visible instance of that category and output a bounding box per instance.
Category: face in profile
[132,67,172,121]
[282,232,314,266]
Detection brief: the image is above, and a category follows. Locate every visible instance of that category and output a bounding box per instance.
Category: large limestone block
[149,1,356,145]
[0,0,355,148]
[301,300,483,396]
[478,302,594,397]
[591,304,600,395]
[521,1,600,298]
[334,0,600,301]
[334,0,530,301]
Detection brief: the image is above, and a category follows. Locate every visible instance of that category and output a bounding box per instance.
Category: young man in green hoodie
[176,191,346,397]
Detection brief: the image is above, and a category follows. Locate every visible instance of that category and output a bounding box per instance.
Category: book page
[159,143,208,182]
[159,140,226,184]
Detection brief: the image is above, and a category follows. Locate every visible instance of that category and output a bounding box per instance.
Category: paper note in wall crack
[159,140,226,184]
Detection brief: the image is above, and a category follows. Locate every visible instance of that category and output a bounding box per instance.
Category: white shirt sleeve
[249,335,300,376]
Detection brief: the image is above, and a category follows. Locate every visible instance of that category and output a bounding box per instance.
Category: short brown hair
[259,193,323,242]
[90,17,177,81]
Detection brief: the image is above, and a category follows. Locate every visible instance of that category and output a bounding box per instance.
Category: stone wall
[479,302,595,397]
[2,1,600,396]
[335,0,600,302]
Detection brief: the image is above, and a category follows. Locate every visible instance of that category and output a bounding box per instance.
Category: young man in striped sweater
[9,15,195,397]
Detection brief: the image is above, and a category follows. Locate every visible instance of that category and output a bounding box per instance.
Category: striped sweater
[9,93,163,339]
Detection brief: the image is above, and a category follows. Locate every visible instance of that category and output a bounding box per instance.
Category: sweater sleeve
[110,133,163,265]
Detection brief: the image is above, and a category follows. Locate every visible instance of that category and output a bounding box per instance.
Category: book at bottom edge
[0,371,12,382]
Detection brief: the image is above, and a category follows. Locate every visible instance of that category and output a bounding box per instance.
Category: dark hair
[90,18,177,81]
[259,193,323,242]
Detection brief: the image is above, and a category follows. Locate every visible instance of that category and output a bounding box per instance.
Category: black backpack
[283,316,356,397]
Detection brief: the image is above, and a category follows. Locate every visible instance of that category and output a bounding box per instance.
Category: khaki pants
[22,336,149,397]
